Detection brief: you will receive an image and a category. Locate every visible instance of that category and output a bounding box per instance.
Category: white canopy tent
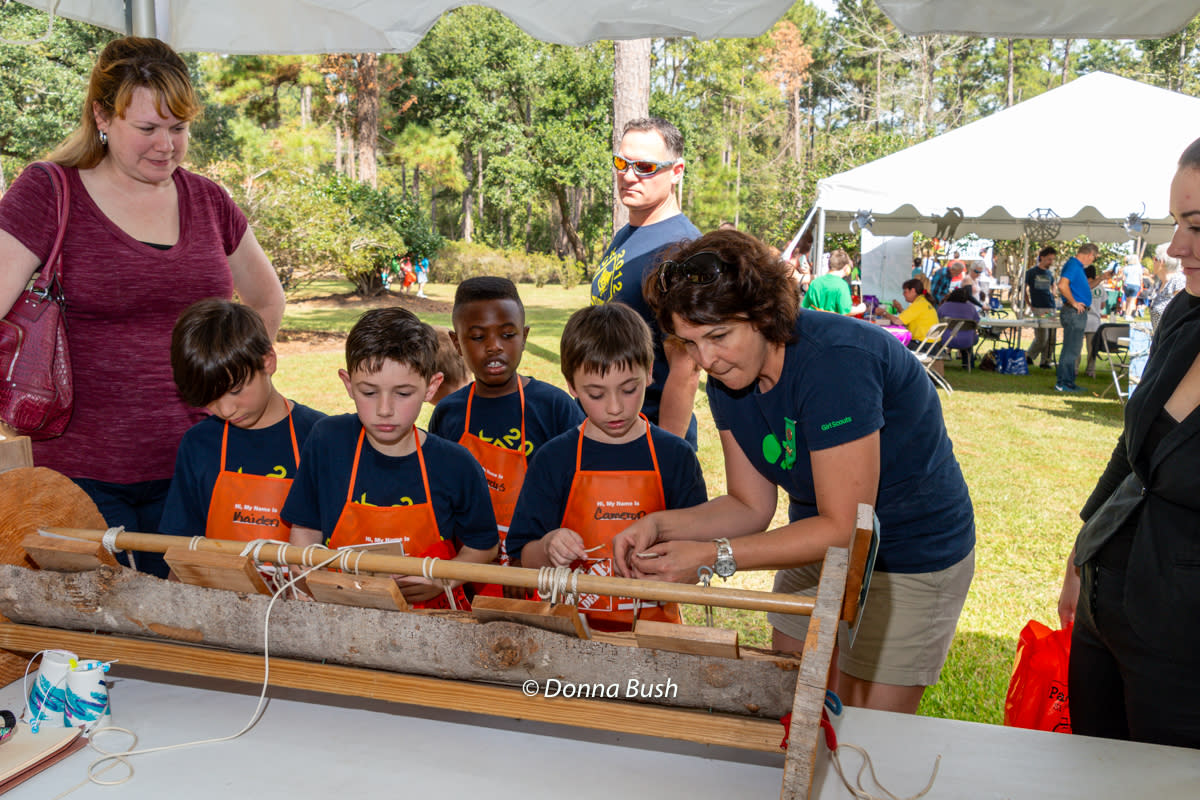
[13,0,1200,53]
[871,0,1197,40]
[815,72,1200,247]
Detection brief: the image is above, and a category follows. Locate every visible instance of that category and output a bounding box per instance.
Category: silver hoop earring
[99,131,108,145]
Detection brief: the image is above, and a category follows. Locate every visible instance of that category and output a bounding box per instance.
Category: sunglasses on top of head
[613,153,680,178]
[657,251,730,293]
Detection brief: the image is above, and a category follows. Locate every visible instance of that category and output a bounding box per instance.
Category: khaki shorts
[767,548,974,687]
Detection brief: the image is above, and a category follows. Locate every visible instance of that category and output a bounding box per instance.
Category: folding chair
[1095,322,1130,401]
[911,321,961,393]
[944,318,978,371]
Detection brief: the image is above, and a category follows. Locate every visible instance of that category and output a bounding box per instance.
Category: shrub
[433,241,584,289]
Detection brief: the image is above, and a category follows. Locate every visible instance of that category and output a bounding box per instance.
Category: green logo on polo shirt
[762,433,782,464]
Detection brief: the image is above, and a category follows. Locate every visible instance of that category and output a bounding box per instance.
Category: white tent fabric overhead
[14,0,796,53]
[16,1,1199,53]
[873,0,1197,39]
[815,72,1200,244]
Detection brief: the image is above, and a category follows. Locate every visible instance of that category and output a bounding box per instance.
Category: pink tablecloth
[883,326,912,346]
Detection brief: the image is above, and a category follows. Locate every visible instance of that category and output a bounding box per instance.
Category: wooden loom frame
[0,507,875,800]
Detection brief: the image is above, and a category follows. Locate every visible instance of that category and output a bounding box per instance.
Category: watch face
[715,557,735,578]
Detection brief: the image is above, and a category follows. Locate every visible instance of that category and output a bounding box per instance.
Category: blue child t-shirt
[280,413,498,551]
[706,313,974,573]
[161,402,326,537]
[591,213,701,446]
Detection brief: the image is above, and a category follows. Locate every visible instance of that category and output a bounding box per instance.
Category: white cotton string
[830,743,941,800]
[420,556,456,610]
[100,526,136,571]
[536,566,575,605]
[188,536,204,551]
[68,545,346,792]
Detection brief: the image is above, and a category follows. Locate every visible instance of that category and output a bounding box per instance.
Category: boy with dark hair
[282,307,498,609]
[506,303,706,631]
[430,277,582,592]
[429,326,469,405]
[162,299,325,545]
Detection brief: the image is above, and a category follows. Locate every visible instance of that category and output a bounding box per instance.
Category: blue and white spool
[27,649,76,731]
[65,659,111,729]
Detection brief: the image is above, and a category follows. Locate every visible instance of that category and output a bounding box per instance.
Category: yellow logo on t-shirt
[592,248,626,305]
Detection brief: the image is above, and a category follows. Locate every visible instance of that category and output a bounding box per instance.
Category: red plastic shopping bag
[1004,620,1072,733]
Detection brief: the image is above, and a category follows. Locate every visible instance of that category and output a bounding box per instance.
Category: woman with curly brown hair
[613,228,975,714]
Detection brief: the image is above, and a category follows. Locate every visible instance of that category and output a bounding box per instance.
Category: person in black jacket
[1058,136,1200,748]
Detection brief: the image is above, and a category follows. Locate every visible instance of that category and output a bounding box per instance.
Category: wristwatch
[712,538,737,579]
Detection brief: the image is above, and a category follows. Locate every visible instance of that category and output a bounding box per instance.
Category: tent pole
[1018,235,1029,316]
[129,0,157,38]
[814,208,826,275]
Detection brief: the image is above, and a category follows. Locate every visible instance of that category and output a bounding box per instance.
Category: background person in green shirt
[800,249,866,315]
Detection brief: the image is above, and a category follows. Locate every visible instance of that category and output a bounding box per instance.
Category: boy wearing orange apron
[162,300,325,545]
[429,277,582,596]
[282,308,499,608]
[506,304,706,632]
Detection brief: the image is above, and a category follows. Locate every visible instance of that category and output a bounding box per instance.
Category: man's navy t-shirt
[591,214,701,446]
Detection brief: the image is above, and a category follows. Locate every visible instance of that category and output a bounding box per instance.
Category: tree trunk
[874,50,882,132]
[612,39,651,234]
[335,124,344,174]
[354,52,379,188]
[461,148,475,242]
[1061,39,1071,85]
[300,84,312,127]
[430,185,438,234]
[1006,40,1014,107]
[524,200,533,253]
[412,166,421,205]
[554,185,587,262]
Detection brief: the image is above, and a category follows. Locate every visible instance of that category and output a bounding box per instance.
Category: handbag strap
[28,161,71,294]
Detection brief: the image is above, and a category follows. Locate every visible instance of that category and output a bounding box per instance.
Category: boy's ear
[338,368,354,398]
[424,371,445,403]
[448,330,463,357]
[263,348,278,377]
[521,324,531,341]
[564,378,578,399]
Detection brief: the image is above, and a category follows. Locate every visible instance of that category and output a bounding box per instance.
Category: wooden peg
[471,595,591,639]
[20,533,119,572]
[634,620,739,659]
[164,547,271,595]
[304,570,409,611]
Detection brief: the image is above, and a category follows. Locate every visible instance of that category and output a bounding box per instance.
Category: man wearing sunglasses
[591,117,701,447]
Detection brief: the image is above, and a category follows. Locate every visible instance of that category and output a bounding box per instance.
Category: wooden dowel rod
[42,527,816,616]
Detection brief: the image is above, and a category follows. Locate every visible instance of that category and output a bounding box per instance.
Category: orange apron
[328,427,468,610]
[559,416,680,631]
[458,381,528,597]
[205,413,300,542]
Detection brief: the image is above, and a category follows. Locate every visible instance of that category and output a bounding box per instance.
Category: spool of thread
[27,649,76,731]
[65,659,111,730]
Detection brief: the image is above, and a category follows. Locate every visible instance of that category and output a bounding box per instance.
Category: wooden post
[41,528,817,618]
[780,546,847,800]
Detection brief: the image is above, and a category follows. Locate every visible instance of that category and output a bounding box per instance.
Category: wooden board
[305,569,408,611]
[0,623,785,754]
[163,548,271,595]
[0,436,32,475]
[780,547,847,800]
[635,619,739,659]
[472,595,590,639]
[20,533,118,571]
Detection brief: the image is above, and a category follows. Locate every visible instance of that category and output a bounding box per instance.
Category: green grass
[274,283,1122,726]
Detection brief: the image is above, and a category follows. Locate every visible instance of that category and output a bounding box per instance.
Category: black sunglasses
[657,251,729,293]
